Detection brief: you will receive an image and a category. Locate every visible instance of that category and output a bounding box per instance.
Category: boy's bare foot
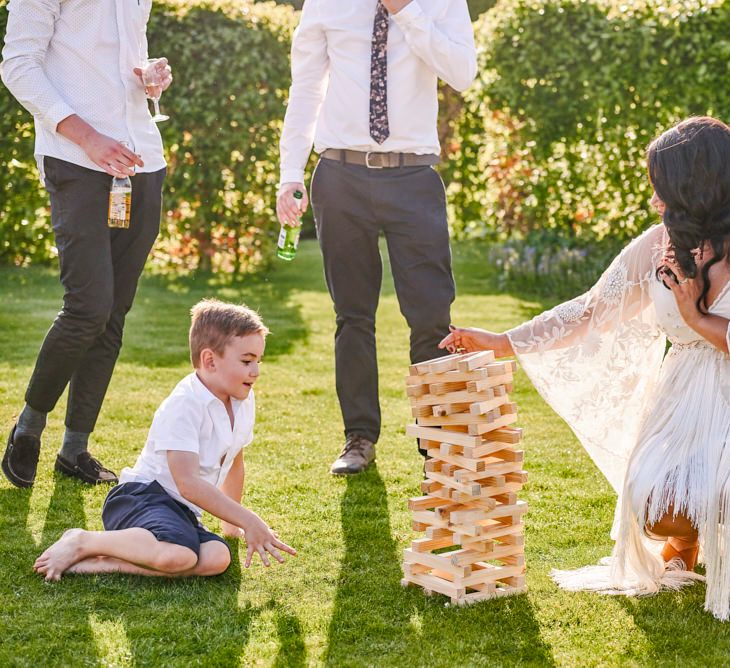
[34,528,87,581]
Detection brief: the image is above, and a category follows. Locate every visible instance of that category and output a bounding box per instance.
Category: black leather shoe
[55,452,118,485]
[2,425,41,488]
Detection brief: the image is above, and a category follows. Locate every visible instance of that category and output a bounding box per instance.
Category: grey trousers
[24,157,165,433]
[310,157,455,444]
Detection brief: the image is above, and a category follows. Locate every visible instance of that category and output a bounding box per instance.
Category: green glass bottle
[277,190,303,261]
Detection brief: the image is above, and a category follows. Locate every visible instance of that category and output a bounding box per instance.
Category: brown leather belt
[321,148,440,169]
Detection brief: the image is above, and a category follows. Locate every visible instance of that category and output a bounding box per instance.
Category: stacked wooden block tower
[401,350,527,606]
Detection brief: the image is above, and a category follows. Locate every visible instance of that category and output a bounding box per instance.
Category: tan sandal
[661,540,699,571]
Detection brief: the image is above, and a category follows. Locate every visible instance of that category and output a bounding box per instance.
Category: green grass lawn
[0,240,728,667]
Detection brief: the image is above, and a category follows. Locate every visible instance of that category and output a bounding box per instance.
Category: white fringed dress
[506,224,730,620]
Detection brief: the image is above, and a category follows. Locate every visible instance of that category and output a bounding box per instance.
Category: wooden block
[490,448,525,463]
[454,563,525,587]
[450,543,497,567]
[425,526,454,539]
[426,447,487,473]
[466,371,514,394]
[425,355,464,374]
[411,535,455,552]
[410,388,497,409]
[404,548,471,577]
[461,440,517,459]
[468,412,518,436]
[506,471,528,484]
[418,412,493,428]
[412,520,428,532]
[455,461,525,482]
[480,482,523,499]
[411,510,449,528]
[469,394,510,416]
[493,492,518,505]
[457,350,497,371]
[432,402,472,417]
[489,427,523,444]
[458,522,524,545]
[425,469,482,497]
[428,381,468,396]
[406,424,482,448]
[449,501,528,535]
[402,571,463,598]
[411,404,434,418]
[449,504,496,525]
[405,367,491,386]
[406,383,429,398]
[410,352,464,376]
[408,495,452,511]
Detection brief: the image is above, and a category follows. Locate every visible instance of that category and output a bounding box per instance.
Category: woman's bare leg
[33,528,198,581]
[646,510,700,570]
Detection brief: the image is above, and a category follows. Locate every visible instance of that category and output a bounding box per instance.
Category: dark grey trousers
[24,157,165,433]
[310,157,455,444]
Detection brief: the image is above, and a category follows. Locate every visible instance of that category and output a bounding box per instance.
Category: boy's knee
[198,542,231,576]
[154,545,198,573]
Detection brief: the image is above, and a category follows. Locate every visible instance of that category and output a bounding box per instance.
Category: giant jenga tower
[401,350,527,606]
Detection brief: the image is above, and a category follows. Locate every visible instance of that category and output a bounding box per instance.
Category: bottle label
[108,189,131,228]
[278,226,300,249]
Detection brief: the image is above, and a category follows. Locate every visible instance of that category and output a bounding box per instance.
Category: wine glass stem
[153,99,162,117]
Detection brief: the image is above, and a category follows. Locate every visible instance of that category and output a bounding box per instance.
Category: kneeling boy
[34,299,296,580]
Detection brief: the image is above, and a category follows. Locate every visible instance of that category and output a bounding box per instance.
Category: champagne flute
[141,58,169,123]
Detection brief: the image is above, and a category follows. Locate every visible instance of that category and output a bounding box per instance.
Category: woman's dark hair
[647,116,730,313]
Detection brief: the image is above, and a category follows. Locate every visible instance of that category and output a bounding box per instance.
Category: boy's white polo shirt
[119,372,255,516]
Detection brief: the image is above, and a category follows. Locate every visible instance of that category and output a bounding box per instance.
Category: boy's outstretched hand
[240,510,297,568]
[439,325,514,358]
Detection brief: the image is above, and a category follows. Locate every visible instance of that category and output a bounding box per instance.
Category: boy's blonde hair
[189,299,269,368]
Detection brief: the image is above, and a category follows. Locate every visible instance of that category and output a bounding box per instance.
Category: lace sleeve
[506,225,667,493]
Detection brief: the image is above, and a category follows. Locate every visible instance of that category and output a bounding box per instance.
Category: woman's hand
[658,257,704,327]
[438,325,514,358]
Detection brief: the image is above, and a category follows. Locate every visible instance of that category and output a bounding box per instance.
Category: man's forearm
[56,114,98,147]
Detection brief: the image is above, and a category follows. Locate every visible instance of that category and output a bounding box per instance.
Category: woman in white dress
[440,116,730,620]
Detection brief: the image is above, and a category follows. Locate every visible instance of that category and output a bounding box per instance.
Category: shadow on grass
[324,468,554,666]
[0,481,303,664]
[619,583,730,664]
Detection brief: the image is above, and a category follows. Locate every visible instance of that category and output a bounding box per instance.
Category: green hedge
[447,0,730,246]
[0,0,297,272]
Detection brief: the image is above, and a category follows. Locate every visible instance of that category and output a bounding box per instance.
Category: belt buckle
[365,151,384,169]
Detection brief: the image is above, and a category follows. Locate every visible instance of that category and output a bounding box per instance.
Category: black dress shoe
[55,452,118,485]
[2,425,41,488]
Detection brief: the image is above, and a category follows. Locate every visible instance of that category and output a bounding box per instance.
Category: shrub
[448,0,730,248]
[0,0,298,273]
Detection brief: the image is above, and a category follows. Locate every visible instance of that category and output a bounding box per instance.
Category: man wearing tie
[277,0,476,474]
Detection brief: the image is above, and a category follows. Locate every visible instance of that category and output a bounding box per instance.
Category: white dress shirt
[119,373,255,517]
[1,0,166,174]
[279,0,476,185]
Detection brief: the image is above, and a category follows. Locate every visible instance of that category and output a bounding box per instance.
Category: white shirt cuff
[279,169,306,187]
[391,1,424,27]
[42,101,77,134]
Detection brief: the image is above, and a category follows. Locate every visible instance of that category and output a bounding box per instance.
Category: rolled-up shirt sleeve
[1,0,77,133]
[392,0,476,92]
[279,0,330,185]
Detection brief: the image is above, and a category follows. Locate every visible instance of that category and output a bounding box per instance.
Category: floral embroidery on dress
[599,262,629,306]
[555,298,586,324]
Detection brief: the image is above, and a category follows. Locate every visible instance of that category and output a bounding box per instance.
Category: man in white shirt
[276,0,476,474]
[1,0,170,487]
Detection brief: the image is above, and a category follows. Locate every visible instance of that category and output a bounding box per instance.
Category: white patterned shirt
[279,0,476,185]
[1,0,166,174]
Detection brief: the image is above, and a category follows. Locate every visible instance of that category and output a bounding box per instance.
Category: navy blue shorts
[102,480,230,558]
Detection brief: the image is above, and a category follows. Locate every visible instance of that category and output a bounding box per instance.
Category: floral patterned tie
[369,1,390,144]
